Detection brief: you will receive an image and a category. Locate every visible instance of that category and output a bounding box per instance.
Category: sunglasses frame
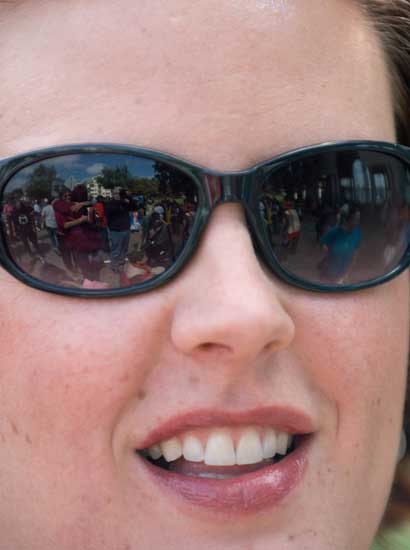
[1,140,410,297]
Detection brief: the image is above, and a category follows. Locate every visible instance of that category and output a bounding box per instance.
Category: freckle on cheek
[25,434,32,445]
[10,420,19,435]
[137,390,147,401]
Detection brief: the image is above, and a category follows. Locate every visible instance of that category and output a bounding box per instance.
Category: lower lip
[137,438,310,515]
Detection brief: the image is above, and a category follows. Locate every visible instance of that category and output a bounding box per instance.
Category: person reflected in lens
[10,197,42,259]
[260,190,283,246]
[52,190,75,272]
[41,197,60,254]
[137,205,149,250]
[145,210,175,269]
[2,199,15,242]
[315,203,339,243]
[280,199,301,259]
[318,208,362,284]
[94,194,110,253]
[104,187,136,275]
[181,199,196,243]
[53,185,103,282]
[33,199,42,231]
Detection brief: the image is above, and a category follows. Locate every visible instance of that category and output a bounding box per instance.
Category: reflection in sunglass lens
[259,149,410,286]
[1,153,199,290]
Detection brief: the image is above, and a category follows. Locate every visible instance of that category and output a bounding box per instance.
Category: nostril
[200,343,215,351]
[199,342,227,352]
[196,342,232,356]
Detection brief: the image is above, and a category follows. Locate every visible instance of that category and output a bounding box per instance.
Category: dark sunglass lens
[1,153,199,291]
[260,149,410,287]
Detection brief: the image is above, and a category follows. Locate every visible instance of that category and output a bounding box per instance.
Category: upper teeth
[145,427,293,466]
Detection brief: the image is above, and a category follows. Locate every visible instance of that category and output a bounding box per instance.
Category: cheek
[292,279,409,528]
[0,281,177,546]
[0,284,168,453]
[294,281,409,423]
[333,293,404,429]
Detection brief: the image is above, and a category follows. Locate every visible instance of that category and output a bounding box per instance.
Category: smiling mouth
[137,426,302,479]
[134,410,312,513]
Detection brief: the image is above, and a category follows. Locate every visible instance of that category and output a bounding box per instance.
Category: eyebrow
[0,0,18,7]
[0,0,24,15]
[0,0,23,6]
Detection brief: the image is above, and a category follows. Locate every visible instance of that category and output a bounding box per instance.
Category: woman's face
[0,1,408,549]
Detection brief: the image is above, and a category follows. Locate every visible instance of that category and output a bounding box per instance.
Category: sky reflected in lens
[1,153,198,290]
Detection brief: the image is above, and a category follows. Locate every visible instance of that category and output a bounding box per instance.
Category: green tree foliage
[95,165,133,190]
[130,178,160,198]
[153,162,196,202]
[25,164,57,201]
[94,162,194,202]
[95,165,162,198]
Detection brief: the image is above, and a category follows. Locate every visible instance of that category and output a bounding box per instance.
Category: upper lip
[136,406,315,450]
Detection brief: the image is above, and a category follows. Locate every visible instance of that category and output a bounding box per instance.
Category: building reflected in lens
[1,153,199,291]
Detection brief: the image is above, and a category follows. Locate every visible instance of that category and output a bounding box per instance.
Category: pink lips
[136,406,313,515]
[139,438,309,514]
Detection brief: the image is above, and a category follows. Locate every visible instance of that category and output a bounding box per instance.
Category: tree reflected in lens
[1,153,198,290]
[260,150,410,286]
[3,149,410,292]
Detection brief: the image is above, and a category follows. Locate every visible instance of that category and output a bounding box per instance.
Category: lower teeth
[143,453,287,471]
[188,472,235,479]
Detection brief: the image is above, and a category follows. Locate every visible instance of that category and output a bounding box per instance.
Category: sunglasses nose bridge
[205,171,254,208]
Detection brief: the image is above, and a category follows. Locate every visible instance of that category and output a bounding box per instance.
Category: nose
[170,204,295,365]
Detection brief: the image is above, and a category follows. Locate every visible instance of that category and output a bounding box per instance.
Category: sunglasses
[1,141,410,297]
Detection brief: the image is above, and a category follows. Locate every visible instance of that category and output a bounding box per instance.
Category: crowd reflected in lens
[2,149,410,291]
[0,154,198,290]
[260,149,410,286]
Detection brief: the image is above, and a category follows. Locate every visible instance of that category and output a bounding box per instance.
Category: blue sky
[6,153,157,194]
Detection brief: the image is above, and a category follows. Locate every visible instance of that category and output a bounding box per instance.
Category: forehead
[0,0,395,168]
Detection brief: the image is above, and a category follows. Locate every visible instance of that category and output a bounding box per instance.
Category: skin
[0,0,408,548]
